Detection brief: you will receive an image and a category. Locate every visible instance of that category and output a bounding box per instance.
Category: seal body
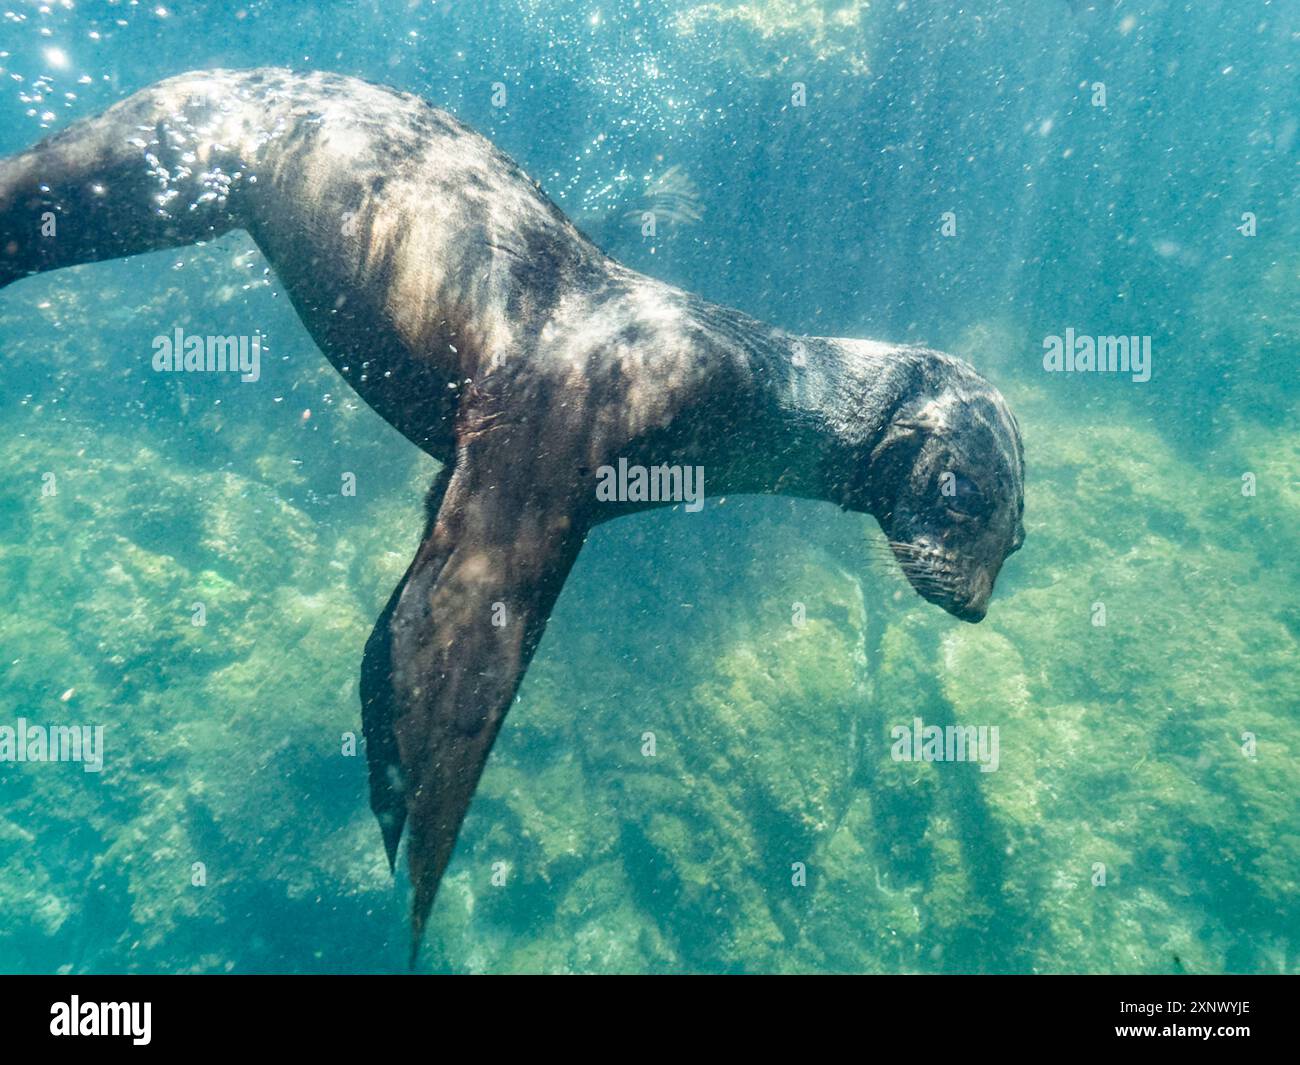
[0,70,1025,959]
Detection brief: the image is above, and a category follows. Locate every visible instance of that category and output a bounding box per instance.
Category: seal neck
[726,326,928,508]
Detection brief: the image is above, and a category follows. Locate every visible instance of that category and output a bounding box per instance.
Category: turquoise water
[0,0,1297,973]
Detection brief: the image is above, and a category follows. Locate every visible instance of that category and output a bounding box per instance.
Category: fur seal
[0,69,1025,960]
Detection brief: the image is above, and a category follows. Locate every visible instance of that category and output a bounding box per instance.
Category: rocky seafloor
[0,242,1297,973]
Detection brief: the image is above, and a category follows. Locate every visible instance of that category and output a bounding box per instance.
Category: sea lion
[0,69,1025,961]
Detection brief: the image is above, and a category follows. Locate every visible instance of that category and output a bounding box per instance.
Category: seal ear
[869,396,939,467]
[893,397,945,434]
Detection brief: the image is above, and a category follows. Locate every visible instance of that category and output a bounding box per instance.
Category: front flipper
[387,443,588,963]
[360,465,453,871]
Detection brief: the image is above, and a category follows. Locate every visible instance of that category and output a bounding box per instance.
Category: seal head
[852,353,1025,622]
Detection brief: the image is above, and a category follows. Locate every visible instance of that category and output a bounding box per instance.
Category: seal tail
[0,72,252,291]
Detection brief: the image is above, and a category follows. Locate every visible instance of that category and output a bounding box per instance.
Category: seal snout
[955,565,996,623]
[900,548,994,623]
[950,582,991,624]
[881,536,1012,623]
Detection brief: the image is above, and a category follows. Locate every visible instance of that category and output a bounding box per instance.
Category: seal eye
[942,472,985,517]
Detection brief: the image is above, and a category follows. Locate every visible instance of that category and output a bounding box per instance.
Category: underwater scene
[0,0,1297,975]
